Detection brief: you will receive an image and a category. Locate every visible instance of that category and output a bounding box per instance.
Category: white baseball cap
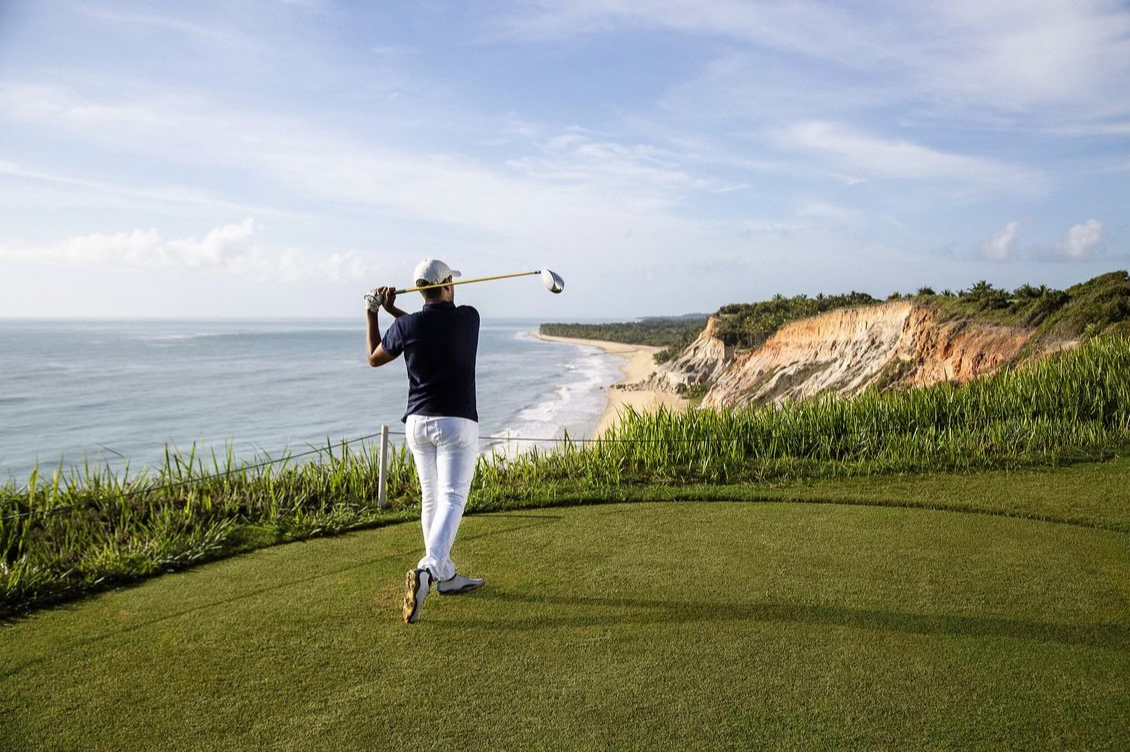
[413,259,462,285]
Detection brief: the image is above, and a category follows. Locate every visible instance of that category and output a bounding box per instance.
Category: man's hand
[378,286,397,313]
[367,285,407,320]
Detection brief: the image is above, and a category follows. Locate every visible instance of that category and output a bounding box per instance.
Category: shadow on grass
[0,512,569,676]
[469,590,1130,651]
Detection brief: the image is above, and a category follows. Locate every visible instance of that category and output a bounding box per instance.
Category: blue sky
[1,0,1128,319]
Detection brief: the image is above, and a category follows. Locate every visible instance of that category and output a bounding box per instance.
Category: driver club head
[541,268,565,294]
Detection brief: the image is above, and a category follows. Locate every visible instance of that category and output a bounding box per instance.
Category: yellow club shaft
[396,270,541,295]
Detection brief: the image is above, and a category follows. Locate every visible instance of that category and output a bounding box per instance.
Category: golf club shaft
[367,268,562,310]
[396,270,541,295]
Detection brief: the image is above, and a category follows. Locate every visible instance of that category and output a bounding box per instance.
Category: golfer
[366,259,485,624]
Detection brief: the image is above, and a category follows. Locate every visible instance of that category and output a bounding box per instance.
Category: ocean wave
[484,350,618,456]
[0,318,622,482]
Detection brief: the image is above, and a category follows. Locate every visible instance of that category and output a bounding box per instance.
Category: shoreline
[534,333,689,436]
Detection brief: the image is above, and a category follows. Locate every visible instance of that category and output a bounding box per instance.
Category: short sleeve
[381,319,405,358]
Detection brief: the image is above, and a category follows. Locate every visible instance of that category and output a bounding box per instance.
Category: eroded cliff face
[651,301,1047,409]
[645,315,733,392]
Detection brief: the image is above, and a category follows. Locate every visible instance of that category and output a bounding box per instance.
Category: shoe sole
[437,581,484,596]
[403,570,426,624]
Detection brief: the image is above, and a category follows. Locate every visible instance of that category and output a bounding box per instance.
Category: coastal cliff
[549,271,1128,411]
[644,315,733,392]
[650,301,1053,409]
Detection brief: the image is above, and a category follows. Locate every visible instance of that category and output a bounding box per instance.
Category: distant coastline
[534,332,689,436]
[0,318,595,484]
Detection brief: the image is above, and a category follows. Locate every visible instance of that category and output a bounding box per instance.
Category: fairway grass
[3,469,1129,750]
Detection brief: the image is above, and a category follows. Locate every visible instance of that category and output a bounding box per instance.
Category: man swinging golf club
[366,259,485,624]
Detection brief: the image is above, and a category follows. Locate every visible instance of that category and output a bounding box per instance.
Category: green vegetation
[540,315,709,363]
[3,469,1128,749]
[1,442,418,617]
[480,334,1130,498]
[918,270,1130,342]
[5,299,1130,749]
[5,335,1130,617]
[712,290,878,349]
[540,272,1130,366]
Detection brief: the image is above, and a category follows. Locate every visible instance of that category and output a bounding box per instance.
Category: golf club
[366,268,564,309]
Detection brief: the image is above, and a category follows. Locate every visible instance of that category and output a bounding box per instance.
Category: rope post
[377,424,389,510]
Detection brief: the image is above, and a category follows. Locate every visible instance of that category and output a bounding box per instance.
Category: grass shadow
[469,590,1130,651]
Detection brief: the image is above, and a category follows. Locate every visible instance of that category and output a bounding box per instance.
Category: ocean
[0,318,623,486]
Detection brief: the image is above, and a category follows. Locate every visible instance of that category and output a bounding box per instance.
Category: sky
[1,0,1128,320]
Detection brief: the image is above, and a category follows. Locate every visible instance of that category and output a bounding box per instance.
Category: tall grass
[468,336,1130,502]
[4,336,1129,616]
[582,334,1130,483]
[1,439,418,615]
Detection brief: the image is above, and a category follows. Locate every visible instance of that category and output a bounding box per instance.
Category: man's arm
[366,286,403,367]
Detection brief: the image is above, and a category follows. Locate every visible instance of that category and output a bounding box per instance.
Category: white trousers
[405,415,479,582]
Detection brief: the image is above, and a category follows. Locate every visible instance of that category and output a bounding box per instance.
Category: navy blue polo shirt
[381,301,479,423]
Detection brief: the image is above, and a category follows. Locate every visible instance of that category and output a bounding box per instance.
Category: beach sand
[536,333,689,436]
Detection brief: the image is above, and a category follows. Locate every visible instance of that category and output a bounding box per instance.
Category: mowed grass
[6,335,1130,615]
[2,461,1129,750]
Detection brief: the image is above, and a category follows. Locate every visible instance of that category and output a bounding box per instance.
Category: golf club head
[541,268,565,294]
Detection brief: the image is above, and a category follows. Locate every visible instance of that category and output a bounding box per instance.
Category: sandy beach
[536,333,689,436]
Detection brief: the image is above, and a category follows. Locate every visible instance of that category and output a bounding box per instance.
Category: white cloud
[497,0,878,62]
[795,200,858,222]
[0,220,253,269]
[317,251,372,284]
[0,159,303,218]
[0,219,372,283]
[780,121,1037,189]
[162,218,256,268]
[76,5,266,54]
[1055,218,1104,261]
[58,228,164,266]
[0,82,159,131]
[980,220,1024,261]
[0,82,692,246]
[922,0,1130,112]
[500,0,1130,118]
[506,133,699,211]
[979,218,1106,263]
[2,2,1126,318]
